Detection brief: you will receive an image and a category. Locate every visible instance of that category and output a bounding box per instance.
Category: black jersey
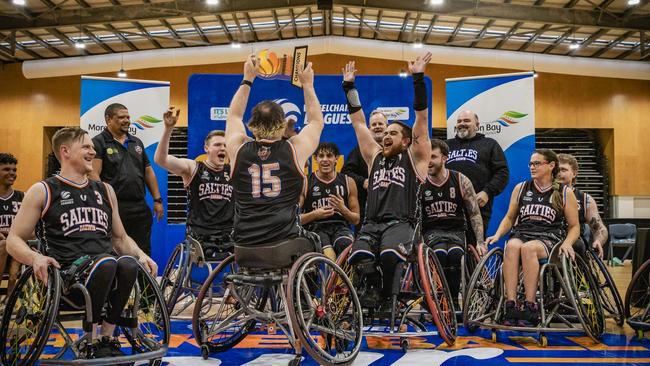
[366,149,424,224]
[186,162,234,236]
[231,139,305,245]
[422,170,466,232]
[572,187,588,226]
[37,175,113,267]
[0,190,24,236]
[514,179,566,233]
[303,172,349,225]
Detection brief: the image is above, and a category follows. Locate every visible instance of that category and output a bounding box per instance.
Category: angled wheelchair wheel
[120,264,170,355]
[418,243,457,345]
[625,259,650,331]
[585,250,625,326]
[462,247,503,333]
[288,253,363,366]
[0,266,60,366]
[461,244,481,303]
[192,254,266,353]
[159,242,189,316]
[562,254,605,342]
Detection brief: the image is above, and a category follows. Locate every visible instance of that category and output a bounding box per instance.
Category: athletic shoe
[500,300,519,326]
[92,336,125,358]
[518,301,540,327]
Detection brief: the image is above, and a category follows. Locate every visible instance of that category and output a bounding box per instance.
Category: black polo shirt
[92,129,150,203]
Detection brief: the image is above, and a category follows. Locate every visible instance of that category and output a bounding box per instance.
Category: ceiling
[0,0,649,64]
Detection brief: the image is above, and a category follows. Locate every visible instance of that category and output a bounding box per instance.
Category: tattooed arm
[585,194,607,259]
[460,173,486,255]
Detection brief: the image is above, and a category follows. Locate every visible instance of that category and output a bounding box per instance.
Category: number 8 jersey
[231,139,306,246]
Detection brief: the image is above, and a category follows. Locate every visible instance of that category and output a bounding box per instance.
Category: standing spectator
[341,110,387,228]
[89,103,164,255]
[445,110,509,242]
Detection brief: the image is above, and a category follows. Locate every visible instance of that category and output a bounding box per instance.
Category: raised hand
[342,61,356,83]
[297,61,314,86]
[408,52,432,74]
[329,194,347,213]
[243,54,259,82]
[163,107,180,128]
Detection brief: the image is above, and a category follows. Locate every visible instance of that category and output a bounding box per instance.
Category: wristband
[342,81,362,114]
[153,197,162,203]
[240,79,253,87]
[412,72,427,111]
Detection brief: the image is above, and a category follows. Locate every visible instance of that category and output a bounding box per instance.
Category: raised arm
[154,107,196,185]
[6,183,60,282]
[225,54,258,161]
[407,52,432,179]
[460,173,486,254]
[585,194,607,259]
[486,182,524,245]
[342,61,381,167]
[289,62,324,167]
[104,183,157,274]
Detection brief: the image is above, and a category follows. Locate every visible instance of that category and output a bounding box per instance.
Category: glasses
[528,161,549,168]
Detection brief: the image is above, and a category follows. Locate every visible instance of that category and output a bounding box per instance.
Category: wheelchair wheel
[159,243,189,316]
[120,264,170,355]
[625,259,650,331]
[192,254,266,353]
[463,247,503,333]
[287,253,362,366]
[562,254,605,342]
[0,266,60,366]
[418,243,457,345]
[585,250,625,326]
[461,244,481,302]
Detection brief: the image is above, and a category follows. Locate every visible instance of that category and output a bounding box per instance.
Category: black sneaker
[92,336,124,358]
[518,301,540,327]
[501,300,519,326]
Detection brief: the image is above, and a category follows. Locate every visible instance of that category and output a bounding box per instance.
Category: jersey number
[335,185,345,197]
[248,163,281,198]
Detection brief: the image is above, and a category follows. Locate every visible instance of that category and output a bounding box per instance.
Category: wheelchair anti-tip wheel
[463,247,504,333]
[0,266,61,366]
[287,252,363,366]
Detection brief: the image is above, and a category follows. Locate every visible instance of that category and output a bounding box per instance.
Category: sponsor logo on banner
[132,115,162,130]
[210,107,230,121]
[273,99,302,124]
[477,110,529,136]
[375,107,410,121]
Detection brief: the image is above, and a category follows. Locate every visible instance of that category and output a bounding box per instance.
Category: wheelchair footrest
[40,346,168,365]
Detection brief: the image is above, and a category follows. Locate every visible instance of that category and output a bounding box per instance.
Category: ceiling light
[206,0,218,5]
[569,41,580,50]
[413,41,423,49]
[399,69,408,78]
[628,0,641,5]
[231,42,241,48]
[74,42,86,49]
[117,68,127,78]
[533,71,539,78]
[430,0,444,5]
[12,0,26,5]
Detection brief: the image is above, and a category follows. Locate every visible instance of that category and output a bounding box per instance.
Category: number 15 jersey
[231,139,306,246]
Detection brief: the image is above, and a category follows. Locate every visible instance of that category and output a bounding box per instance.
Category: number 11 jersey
[231,139,306,245]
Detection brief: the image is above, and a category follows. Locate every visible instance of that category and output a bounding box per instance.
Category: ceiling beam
[568,28,608,55]
[422,15,437,44]
[245,12,260,41]
[373,10,383,40]
[84,24,208,46]
[397,12,410,43]
[131,21,162,48]
[345,6,387,39]
[495,21,522,49]
[591,30,633,57]
[447,17,466,44]
[2,0,649,32]
[160,19,185,47]
[470,19,494,48]
[46,27,91,55]
[78,26,114,53]
[518,24,551,51]
[306,7,313,37]
[231,12,247,43]
[542,26,576,54]
[21,29,67,57]
[271,10,283,40]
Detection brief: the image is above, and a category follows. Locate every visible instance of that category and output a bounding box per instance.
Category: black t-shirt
[231,139,305,245]
[366,149,423,224]
[514,179,566,234]
[302,172,349,225]
[186,162,234,236]
[422,170,466,232]
[37,175,113,267]
[0,189,24,236]
[92,129,150,203]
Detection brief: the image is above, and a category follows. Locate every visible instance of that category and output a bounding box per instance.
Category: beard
[457,128,470,139]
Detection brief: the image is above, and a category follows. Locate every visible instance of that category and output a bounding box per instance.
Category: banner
[80,76,171,267]
[445,72,535,238]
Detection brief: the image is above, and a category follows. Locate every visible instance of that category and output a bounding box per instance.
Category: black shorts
[349,221,414,262]
[306,222,354,251]
[424,230,465,252]
[508,229,563,257]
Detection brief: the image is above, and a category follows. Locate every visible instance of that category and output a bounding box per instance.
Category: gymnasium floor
[31,262,650,365]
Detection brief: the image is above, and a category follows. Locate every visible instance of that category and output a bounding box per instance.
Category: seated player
[486,149,579,327]
[300,142,360,260]
[7,127,157,358]
[225,55,324,259]
[0,153,23,301]
[154,108,233,259]
[342,53,432,304]
[557,153,607,259]
[422,139,487,310]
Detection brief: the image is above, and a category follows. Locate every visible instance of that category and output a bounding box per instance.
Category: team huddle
[0,52,610,360]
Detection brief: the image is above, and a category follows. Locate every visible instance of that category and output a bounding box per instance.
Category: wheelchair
[625,257,650,338]
[192,237,363,366]
[159,235,232,318]
[0,260,170,365]
[333,236,458,349]
[463,242,605,346]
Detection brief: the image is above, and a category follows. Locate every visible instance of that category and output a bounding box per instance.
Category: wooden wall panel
[1,54,648,195]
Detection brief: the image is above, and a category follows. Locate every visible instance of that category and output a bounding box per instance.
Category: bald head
[456,110,479,139]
